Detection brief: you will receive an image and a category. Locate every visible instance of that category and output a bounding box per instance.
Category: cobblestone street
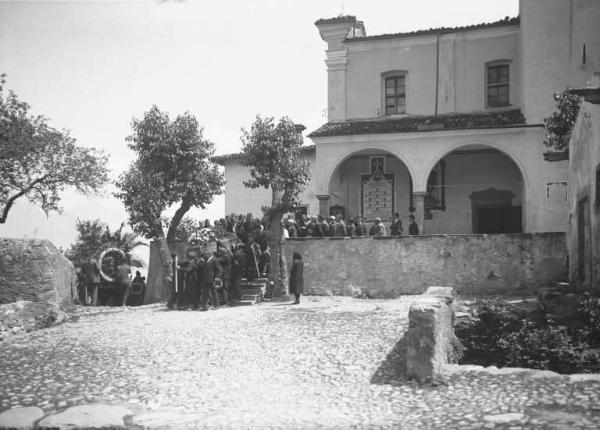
[1,297,600,429]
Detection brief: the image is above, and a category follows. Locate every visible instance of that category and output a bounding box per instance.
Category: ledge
[309,109,527,137]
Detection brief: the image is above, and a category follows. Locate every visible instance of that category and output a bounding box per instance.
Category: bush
[456,296,600,374]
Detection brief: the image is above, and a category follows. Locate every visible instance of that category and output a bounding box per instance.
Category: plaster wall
[343,29,519,120]
[312,127,568,233]
[520,0,600,124]
[425,151,523,234]
[567,101,600,291]
[222,150,317,217]
[283,233,566,298]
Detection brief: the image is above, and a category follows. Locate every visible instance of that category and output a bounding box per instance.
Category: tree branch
[0,174,49,223]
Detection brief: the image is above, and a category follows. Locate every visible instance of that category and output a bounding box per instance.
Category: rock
[0,301,59,341]
[0,407,44,430]
[37,404,131,429]
[0,238,76,310]
[483,413,525,424]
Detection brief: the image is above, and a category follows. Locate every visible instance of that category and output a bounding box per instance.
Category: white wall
[222,150,317,217]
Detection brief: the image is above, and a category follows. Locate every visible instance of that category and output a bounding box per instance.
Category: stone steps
[231,277,268,307]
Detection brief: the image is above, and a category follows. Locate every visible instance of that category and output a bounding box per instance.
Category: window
[385,75,406,115]
[487,63,510,107]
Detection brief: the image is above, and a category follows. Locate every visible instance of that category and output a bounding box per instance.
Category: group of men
[78,257,146,307]
[168,242,264,311]
[284,213,420,238]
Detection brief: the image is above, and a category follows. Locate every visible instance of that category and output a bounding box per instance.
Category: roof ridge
[345,16,519,42]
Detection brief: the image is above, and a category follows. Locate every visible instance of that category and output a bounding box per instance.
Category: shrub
[456,297,600,374]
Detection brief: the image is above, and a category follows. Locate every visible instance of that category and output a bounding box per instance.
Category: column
[316,195,330,218]
[412,192,426,234]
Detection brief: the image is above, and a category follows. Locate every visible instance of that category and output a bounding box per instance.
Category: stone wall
[282,233,566,297]
[0,238,76,309]
[567,96,600,292]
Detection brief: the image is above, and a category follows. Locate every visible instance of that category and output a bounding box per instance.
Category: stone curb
[446,364,600,382]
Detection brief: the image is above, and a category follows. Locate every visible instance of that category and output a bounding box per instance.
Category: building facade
[217,0,600,235]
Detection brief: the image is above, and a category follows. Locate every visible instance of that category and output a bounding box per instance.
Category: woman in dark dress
[289,252,304,304]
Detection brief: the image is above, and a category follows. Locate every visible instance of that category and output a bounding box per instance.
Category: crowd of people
[75,211,420,309]
[282,212,420,238]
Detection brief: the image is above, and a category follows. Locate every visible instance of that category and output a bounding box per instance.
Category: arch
[420,140,529,192]
[421,140,528,234]
[324,144,417,195]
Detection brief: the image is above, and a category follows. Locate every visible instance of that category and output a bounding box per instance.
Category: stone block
[0,407,44,430]
[0,238,76,309]
[406,290,455,381]
[37,404,131,430]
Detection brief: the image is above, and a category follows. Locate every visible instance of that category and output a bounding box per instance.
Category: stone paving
[0,296,599,429]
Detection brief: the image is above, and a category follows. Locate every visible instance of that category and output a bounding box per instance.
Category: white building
[215,0,600,234]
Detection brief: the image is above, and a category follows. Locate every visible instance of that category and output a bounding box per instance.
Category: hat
[329,215,335,220]
[375,217,381,222]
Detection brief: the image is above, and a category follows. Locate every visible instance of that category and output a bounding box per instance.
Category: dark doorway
[470,188,522,234]
[477,206,522,233]
[577,196,591,286]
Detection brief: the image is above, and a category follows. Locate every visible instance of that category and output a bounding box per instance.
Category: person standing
[289,252,304,305]
[355,216,366,236]
[390,213,403,236]
[218,249,233,306]
[203,252,223,309]
[408,214,420,235]
[117,260,132,307]
[335,216,347,237]
[81,257,101,306]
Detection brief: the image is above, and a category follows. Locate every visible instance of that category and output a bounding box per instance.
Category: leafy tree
[241,115,310,296]
[66,218,146,267]
[115,105,224,241]
[544,89,582,151]
[0,73,109,223]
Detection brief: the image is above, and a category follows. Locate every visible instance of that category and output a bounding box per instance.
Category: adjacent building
[215,0,600,235]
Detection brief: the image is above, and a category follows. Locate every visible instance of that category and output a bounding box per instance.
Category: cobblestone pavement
[1,296,600,429]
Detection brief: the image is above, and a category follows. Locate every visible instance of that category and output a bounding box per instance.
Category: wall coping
[285,232,565,241]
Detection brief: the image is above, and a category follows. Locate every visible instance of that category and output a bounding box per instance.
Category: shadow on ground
[370,334,408,385]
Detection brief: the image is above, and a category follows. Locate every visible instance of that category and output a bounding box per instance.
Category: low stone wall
[0,238,76,309]
[282,233,566,297]
[406,287,456,381]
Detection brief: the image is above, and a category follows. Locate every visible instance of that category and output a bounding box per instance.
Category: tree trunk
[268,186,287,298]
[268,209,287,297]
[166,194,192,241]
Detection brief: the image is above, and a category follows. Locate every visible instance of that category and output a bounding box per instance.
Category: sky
[0,0,519,258]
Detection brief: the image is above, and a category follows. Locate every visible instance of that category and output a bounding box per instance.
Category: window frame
[485,60,511,108]
[381,71,408,117]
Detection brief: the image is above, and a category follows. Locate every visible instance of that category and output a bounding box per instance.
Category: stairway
[231,277,269,306]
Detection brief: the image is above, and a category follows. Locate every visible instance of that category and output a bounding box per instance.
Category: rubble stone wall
[283,233,566,297]
[0,238,76,309]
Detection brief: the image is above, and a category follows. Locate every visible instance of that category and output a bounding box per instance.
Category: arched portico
[322,148,415,225]
[421,143,526,234]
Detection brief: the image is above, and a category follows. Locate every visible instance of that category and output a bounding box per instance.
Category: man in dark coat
[202,252,223,309]
[81,258,101,306]
[312,216,324,237]
[408,214,420,235]
[117,261,132,307]
[218,249,233,306]
[355,216,366,236]
[390,212,404,236]
[289,252,304,305]
[335,216,347,237]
